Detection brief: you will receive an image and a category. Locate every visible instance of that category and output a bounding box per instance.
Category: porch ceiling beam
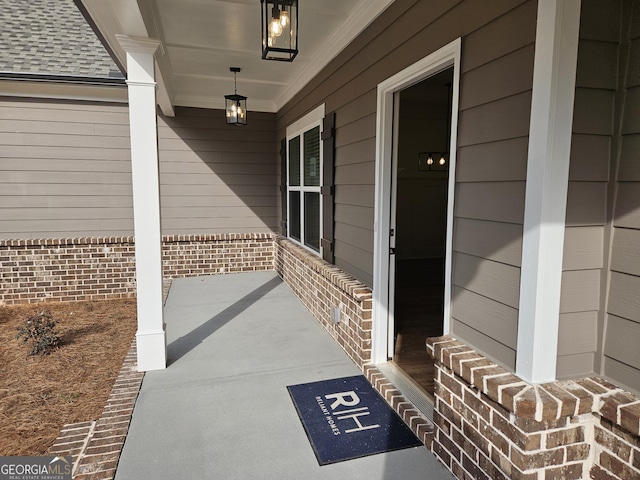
[77,0,175,116]
[516,0,581,384]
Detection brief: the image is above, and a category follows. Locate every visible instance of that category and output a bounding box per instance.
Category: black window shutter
[321,112,336,263]
[280,138,287,236]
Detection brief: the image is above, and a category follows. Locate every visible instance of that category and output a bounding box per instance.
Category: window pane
[289,136,300,186]
[289,191,301,241]
[304,192,320,252]
[303,126,320,186]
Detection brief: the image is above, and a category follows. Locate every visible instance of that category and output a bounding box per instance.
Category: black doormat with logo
[287,375,422,465]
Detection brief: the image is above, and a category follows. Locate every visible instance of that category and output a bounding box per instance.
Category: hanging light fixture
[224,67,247,126]
[261,0,298,62]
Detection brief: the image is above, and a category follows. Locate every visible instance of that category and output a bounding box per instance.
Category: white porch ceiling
[79,0,393,114]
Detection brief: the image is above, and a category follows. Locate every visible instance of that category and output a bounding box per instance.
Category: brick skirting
[0,234,274,305]
[274,237,372,368]
[427,335,640,480]
[48,339,143,480]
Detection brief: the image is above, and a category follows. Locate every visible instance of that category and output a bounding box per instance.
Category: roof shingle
[0,0,123,79]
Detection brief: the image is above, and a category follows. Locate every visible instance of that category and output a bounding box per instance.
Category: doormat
[287,375,422,465]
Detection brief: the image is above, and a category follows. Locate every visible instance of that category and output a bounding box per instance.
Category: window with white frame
[286,105,324,254]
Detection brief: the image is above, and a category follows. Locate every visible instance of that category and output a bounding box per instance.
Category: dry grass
[0,299,137,455]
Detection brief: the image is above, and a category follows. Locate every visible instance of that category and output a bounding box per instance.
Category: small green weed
[15,309,60,356]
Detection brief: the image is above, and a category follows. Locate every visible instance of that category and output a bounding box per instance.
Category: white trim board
[516,0,581,384]
[372,38,461,365]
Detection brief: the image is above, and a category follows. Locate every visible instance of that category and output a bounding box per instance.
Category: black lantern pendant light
[224,67,247,126]
[261,0,298,62]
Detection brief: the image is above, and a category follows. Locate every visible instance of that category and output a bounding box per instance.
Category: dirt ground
[0,299,137,455]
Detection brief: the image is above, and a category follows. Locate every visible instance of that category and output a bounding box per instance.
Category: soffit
[80,0,393,113]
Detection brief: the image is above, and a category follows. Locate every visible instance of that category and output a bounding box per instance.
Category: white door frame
[371,38,461,365]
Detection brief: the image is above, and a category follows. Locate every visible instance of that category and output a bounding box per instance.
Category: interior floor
[392,258,445,397]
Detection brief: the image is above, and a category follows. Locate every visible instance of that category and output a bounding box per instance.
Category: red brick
[510,447,564,471]
[463,421,490,453]
[565,443,590,462]
[440,370,463,399]
[561,382,594,414]
[546,427,585,448]
[461,450,490,480]
[620,403,640,437]
[599,450,640,479]
[485,373,525,405]
[463,387,491,422]
[600,393,637,424]
[595,425,632,462]
[501,384,530,413]
[432,440,452,467]
[478,418,510,455]
[492,413,541,451]
[477,449,509,480]
[590,464,619,480]
[438,429,461,462]
[544,463,584,480]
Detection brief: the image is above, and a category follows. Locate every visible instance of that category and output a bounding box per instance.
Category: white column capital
[115,34,162,55]
[116,35,162,85]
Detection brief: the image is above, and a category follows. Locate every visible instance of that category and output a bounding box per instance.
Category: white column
[116,35,166,371]
[516,0,581,383]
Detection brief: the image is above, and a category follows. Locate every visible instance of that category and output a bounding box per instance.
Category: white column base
[136,328,167,372]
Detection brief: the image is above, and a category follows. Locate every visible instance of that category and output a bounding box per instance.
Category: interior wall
[395,76,450,260]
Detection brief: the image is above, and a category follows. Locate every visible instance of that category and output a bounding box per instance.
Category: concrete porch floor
[115,271,453,480]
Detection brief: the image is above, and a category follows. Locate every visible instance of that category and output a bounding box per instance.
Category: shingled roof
[0,0,123,79]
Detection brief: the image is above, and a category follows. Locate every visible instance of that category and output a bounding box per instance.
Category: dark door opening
[391,67,453,396]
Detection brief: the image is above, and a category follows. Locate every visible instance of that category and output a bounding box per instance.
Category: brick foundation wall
[161,233,274,279]
[273,237,372,368]
[0,234,274,305]
[427,335,640,480]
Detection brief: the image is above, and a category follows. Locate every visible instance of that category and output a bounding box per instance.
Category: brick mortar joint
[427,335,640,434]
[0,232,276,248]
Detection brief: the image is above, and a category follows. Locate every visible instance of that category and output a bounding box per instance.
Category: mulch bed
[0,299,137,456]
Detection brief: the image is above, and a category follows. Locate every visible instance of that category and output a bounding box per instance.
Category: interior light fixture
[261,0,298,62]
[224,67,247,126]
[419,152,448,171]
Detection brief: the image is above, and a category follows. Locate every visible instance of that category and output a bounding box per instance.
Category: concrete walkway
[115,272,453,480]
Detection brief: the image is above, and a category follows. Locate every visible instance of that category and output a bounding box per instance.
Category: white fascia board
[516,0,581,384]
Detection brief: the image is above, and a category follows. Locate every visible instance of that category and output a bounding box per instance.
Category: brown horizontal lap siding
[157,107,278,235]
[451,1,536,369]
[0,97,134,239]
[600,0,640,396]
[276,0,534,300]
[556,0,625,380]
[0,99,278,240]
